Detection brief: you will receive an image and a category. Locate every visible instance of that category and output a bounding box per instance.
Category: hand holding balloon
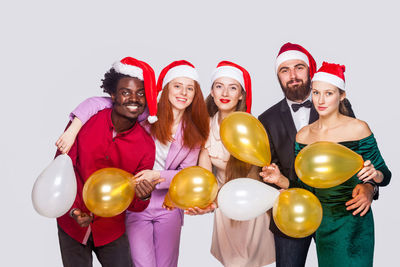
[162,204,176,211]
[55,117,82,154]
[135,178,164,200]
[162,192,176,211]
[71,209,93,227]
[135,169,161,183]
[357,160,383,183]
[260,163,289,189]
[185,203,217,215]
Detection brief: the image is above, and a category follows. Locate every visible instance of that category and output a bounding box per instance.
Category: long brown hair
[150,81,209,149]
[338,89,350,116]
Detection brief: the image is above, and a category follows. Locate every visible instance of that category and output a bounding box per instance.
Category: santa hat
[275,42,317,79]
[112,57,158,123]
[210,61,252,113]
[157,60,199,92]
[312,62,346,90]
[150,60,199,121]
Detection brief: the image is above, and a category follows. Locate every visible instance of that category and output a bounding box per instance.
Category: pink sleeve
[69,97,112,124]
[70,96,150,124]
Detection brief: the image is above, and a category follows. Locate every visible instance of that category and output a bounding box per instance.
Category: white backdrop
[1,1,398,266]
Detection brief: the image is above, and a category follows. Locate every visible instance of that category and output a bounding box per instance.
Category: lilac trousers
[125,190,183,267]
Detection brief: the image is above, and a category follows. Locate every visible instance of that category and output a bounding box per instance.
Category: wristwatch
[363,181,379,200]
[140,194,152,201]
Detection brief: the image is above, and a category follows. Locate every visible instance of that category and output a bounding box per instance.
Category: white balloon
[217,178,280,221]
[32,154,77,218]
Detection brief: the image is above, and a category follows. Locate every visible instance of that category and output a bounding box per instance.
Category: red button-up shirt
[57,109,155,247]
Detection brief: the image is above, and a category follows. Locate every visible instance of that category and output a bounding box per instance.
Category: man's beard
[280,77,311,102]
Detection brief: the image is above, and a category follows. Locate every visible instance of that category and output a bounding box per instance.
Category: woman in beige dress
[187,61,275,267]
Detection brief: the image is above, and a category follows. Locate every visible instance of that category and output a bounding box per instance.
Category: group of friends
[53,42,391,267]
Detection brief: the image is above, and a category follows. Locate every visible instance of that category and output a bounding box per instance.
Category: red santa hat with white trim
[275,42,317,79]
[112,57,158,123]
[312,62,346,90]
[210,61,252,113]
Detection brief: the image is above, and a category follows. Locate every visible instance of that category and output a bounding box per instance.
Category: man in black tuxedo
[258,43,377,267]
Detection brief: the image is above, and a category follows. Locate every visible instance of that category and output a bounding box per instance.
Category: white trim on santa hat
[162,65,199,88]
[147,116,158,123]
[210,66,245,90]
[312,72,345,90]
[112,61,144,80]
[276,50,310,72]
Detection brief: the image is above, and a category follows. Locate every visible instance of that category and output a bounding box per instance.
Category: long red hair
[149,81,209,149]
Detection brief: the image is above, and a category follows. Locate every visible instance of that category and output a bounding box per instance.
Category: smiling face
[211,77,243,113]
[311,80,346,116]
[167,77,195,112]
[111,77,146,121]
[277,59,311,102]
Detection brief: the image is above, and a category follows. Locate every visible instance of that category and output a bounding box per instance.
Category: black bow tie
[291,100,312,112]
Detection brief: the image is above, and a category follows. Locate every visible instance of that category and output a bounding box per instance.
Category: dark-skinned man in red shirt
[56,57,160,267]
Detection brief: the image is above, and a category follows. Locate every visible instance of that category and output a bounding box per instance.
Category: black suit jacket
[258,98,355,236]
[258,99,319,182]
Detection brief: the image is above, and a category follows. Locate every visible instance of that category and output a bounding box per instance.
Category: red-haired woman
[56,60,209,267]
[187,61,275,267]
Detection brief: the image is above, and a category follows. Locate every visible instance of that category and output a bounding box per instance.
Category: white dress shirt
[286,95,312,132]
[152,138,172,170]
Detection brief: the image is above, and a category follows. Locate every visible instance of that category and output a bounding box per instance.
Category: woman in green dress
[260,62,391,267]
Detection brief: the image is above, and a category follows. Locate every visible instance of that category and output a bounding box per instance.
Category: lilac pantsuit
[126,122,200,267]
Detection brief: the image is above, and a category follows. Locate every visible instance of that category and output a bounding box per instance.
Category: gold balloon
[168,166,218,210]
[273,188,322,238]
[83,168,135,217]
[295,141,364,188]
[220,112,271,167]
[163,192,175,208]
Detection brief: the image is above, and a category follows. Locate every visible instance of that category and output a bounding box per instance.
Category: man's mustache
[287,79,303,86]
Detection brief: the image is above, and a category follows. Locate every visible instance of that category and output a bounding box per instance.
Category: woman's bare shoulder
[344,118,372,140]
[296,124,312,143]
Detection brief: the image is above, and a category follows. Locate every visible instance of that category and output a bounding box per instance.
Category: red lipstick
[220,99,231,104]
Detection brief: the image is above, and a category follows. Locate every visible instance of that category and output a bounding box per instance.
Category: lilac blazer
[155,121,200,190]
[70,96,200,199]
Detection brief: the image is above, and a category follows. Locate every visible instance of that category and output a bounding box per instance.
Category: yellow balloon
[83,168,135,217]
[168,166,218,210]
[273,188,322,238]
[295,141,364,188]
[220,112,271,167]
[163,192,175,208]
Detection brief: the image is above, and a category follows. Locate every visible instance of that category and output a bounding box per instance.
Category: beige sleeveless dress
[205,113,275,267]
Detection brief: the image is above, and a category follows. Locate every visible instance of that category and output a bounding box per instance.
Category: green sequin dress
[292,134,391,267]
